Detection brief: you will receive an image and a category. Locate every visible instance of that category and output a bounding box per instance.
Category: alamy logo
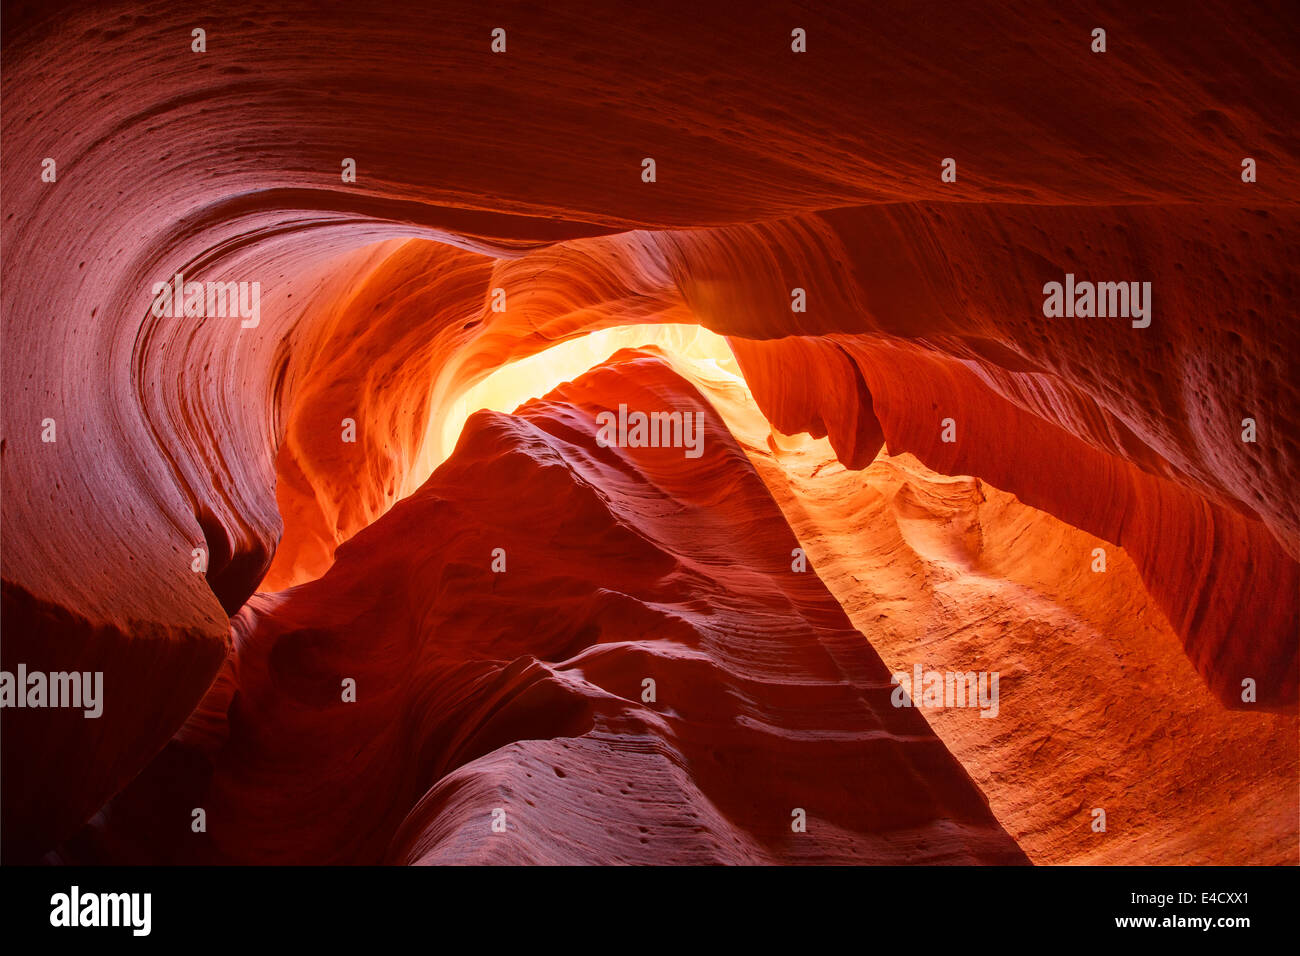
[151,272,261,328]
[1042,273,1151,328]
[891,664,1000,718]
[0,665,102,718]
[595,404,704,459]
[50,886,151,936]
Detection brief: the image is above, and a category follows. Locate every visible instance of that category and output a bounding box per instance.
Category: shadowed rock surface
[3,0,1296,861]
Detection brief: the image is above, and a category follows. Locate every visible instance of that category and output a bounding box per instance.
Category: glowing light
[406,324,744,493]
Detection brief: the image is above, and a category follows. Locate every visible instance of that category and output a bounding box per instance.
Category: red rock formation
[693,365,1298,863]
[57,353,1029,864]
[2,0,1296,861]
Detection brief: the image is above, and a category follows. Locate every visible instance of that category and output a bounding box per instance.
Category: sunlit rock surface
[2,0,1296,862]
[56,353,1030,864]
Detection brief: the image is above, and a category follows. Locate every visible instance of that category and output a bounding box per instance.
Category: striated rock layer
[678,355,1298,864]
[2,0,1297,859]
[51,346,1298,865]
[58,353,1029,865]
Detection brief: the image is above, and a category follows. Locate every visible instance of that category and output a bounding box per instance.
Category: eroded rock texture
[2,0,1297,862]
[58,353,1029,864]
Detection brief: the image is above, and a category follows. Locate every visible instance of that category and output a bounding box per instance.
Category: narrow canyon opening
[239,273,1297,865]
[5,2,1297,866]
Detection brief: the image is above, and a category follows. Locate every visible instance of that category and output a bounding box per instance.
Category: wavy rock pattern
[689,362,1298,864]
[2,0,1296,860]
[57,353,1028,864]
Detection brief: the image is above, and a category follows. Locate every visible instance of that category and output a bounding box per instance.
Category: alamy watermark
[50,886,150,936]
[891,664,999,718]
[595,404,704,459]
[0,665,102,718]
[1042,273,1151,328]
[151,271,260,328]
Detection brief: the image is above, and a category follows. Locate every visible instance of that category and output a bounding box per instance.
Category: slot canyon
[1,0,1297,867]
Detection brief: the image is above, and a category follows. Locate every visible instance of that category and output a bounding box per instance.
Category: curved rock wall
[3,0,1296,860]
